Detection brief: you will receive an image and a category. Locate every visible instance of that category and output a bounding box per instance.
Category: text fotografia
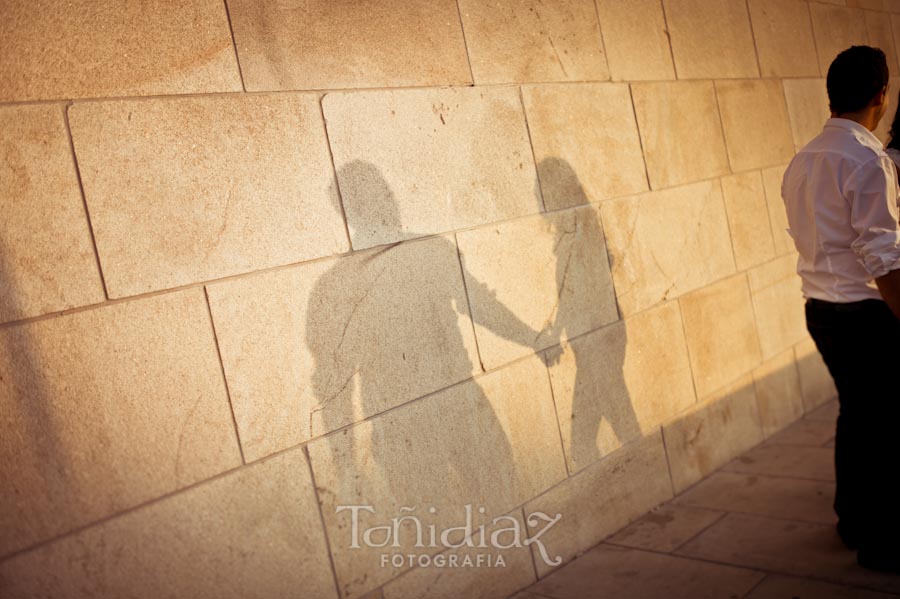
[336,504,563,568]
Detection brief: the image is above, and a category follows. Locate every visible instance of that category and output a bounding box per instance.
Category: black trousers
[805,298,900,552]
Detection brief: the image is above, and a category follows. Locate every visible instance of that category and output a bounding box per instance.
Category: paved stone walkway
[510,399,900,599]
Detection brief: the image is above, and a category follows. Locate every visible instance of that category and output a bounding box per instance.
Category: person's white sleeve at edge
[847,155,900,278]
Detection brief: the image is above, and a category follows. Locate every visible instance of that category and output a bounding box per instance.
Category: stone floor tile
[0,0,241,101]
[676,472,835,525]
[746,574,900,599]
[606,505,724,553]
[531,544,764,599]
[227,0,470,90]
[676,513,900,594]
[765,418,836,448]
[596,0,676,81]
[722,445,835,482]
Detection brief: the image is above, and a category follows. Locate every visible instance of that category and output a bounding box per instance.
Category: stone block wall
[3,0,881,596]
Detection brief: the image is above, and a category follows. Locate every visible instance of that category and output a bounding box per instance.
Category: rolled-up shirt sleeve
[847,155,900,279]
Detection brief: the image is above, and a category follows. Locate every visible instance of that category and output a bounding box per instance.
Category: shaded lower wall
[2,0,885,596]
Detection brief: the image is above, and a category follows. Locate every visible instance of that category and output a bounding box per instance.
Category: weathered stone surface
[0,0,241,102]
[761,164,796,256]
[0,449,337,599]
[720,172,777,271]
[662,0,759,79]
[0,104,105,324]
[68,93,348,298]
[323,88,540,250]
[546,301,696,473]
[458,0,608,84]
[631,81,730,190]
[522,84,648,209]
[523,432,674,577]
[748,255,807,360]
[723,444,835,482]
[783,79,829,150]
[607,505,724,553]
[601,180,736,316]
[680,274,763,398]
[753,349,806,438]
[866,11,900,75]
[457,206,617,371]
[809,4,870,75]
[663,374,764,493]
[795,339,838,410]
[206,236,481,462]
[595,0,676,81]
[0,289,242,556]
[227,0,470,91]
[307,355,567,599]
[716,80,795,173]
[747,0,820,77]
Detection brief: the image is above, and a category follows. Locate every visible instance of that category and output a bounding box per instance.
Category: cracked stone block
[323,87,540,250]
[380,509,535,599]
[596,0,675,81]
[866,11,900,75]
[457,0,608,84]
[748,254,807,360]
[0,104,105,324]
[456,205,618,371]
[662,0,759,79]
[206,235,481,462]
[227,0,470,91]
[680,274,763,399]
[0,288,242,557]
[546,301,696,474]
[0,448,337,599]
[68,93,348,298]
[783,79,830,151]
[747,0,820,77]
[663,374,764,493]
[522,83,648,209]
[760,164,796,256]
[0,0,241,102]
[721,171,777,272]
[307,355,567,599]
[753,349,806,438]
[795,339,838,411]
[601,179,736,317]
[523,432,674,578]
[631,81,730,190]
[809,4,869,75]
[717,80,795,173]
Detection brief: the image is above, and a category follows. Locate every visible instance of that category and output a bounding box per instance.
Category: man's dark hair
[826,46,889,114]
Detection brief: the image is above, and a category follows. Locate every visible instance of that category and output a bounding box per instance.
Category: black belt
[806,297,886,312]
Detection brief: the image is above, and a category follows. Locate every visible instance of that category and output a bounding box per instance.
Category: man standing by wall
[782,45,900,574]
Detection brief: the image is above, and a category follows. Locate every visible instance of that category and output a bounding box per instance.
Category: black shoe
[858,548,900,574]
[837,520,859,550]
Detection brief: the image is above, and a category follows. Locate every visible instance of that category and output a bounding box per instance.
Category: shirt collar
[824,117,884,148]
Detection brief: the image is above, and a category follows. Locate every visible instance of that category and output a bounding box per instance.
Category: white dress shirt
[782,118,900,302]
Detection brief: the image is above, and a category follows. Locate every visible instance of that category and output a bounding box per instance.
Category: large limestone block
[747,0,820,77]
[206,236,481,462]
[866,11,900,74]
[595,0,676,81]
[679,274,763,399]
[0,104,105,323]
[662,0,759,79]
[663,375,764,493]
[783,79,829,150]
[761,164,796,256]
[601,180,736,316]
[68,93,348,298]
[809,4,870,75]
[523,432,674,577]
[0,0,241,101]
[546,301,696,473]
[795,339,838,410]
[307,355,567,599]
[323,88,540,250]
[522,84,648,209]
[456,205,618,371]
[0,289,242,557]
[753,350,805,438]
[720,172,777,272]
[716,80,796,173]
[457,0,608,84]
[0,449,337,599]
[227,0,470,90]
[748,255,807,360]
[631,81,730,190]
